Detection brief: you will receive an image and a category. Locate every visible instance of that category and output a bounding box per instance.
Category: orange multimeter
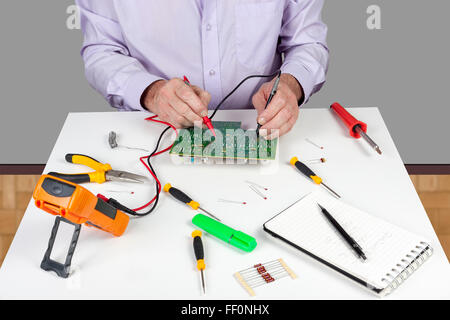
[33,175,130,278]
[33,175,129,237]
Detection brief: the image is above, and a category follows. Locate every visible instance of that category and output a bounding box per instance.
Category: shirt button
[209,69,215,76]
[206,24,212,31]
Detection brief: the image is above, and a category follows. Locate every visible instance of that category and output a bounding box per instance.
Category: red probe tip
[203,116,216,137]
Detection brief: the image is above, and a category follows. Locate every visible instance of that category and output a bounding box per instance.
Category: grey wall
[0,0,449,164]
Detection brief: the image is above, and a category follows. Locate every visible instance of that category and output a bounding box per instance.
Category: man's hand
[252,74,303,139]
[141,78,211,128]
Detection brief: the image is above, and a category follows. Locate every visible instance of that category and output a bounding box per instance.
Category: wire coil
[380,241,433,296]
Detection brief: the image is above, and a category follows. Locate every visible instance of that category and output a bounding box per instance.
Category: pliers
[48,154,148,184]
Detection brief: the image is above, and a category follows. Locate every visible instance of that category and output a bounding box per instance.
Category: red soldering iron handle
[330,102,368,139]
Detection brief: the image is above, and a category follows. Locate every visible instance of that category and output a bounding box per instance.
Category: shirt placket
[201,0,222,108]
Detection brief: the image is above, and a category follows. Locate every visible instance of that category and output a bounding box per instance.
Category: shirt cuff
[281,62,315,106]
[123,72,163,111]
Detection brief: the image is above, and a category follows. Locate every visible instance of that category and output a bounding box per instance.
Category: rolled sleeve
[281,61,316,105]
[123,72,163,111]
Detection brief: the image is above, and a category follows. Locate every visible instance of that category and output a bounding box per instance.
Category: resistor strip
[234,258,297,296]
[239,260,283,275]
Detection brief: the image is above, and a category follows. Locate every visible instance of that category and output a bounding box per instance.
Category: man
[76,0,328,139]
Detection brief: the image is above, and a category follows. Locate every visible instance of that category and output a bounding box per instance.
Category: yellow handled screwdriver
[163,183,221,221]
[290,157,341,198]
[192,230,206,294]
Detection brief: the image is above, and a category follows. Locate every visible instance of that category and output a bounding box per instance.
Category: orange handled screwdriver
[192,230,206,294]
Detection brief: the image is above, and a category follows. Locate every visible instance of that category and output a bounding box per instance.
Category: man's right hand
[141,78,211,128]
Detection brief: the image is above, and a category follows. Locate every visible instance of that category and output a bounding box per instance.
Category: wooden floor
[0,175,449,267]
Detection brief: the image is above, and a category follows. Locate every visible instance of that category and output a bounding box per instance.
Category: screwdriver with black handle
[192,230,206,294]
[290,157,341,199]
[163,183,221,221]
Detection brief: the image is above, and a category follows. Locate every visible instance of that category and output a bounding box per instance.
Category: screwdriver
[290,157,341,199]
[191,230,206,294]
[163,183,221,221]
[331,102,382,155]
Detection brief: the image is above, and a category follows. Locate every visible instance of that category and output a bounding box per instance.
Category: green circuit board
[169,121,278,161]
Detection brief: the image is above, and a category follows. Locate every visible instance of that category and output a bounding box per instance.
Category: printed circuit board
[169,121,277,162]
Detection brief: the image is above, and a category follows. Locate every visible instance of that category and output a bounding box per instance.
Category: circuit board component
[169,121,278,162]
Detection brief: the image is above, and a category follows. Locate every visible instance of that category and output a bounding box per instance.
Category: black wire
[141,126,171,216]
[108,126,171,217]
[209,69,281,120]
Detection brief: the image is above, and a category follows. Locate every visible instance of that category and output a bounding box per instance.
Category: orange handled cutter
[33,174,130,277]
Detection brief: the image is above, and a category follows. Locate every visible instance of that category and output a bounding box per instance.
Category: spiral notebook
[263,191,433,296]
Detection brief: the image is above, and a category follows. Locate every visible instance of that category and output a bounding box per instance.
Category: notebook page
[264,191,431,289]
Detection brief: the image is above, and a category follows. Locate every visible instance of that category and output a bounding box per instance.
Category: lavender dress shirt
[76,0,329,111]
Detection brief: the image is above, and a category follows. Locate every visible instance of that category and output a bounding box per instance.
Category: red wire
[133,115,178,212]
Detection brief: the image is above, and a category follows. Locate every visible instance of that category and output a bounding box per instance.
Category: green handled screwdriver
[290,157,341,198]
[192,230,206,294]
[163,183,221,221]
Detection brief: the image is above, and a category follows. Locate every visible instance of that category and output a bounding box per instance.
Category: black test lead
[256,71,282,137]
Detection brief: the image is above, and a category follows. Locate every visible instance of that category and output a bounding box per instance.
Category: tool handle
[48,171,106,184]
[65,154,112,172]
[163,183,200,210]
[290,157,322,185]
[330,102,367,138]
[192,230,205,270]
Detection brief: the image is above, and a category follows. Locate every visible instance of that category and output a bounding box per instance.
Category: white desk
[0,109,449,299]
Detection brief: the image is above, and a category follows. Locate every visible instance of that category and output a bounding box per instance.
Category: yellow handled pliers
[48,154,148,184]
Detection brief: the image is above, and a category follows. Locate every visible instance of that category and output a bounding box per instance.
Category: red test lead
[183,76,216,137]
[331,102,382,155]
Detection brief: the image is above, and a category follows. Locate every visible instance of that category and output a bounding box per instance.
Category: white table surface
[0,108,449,300]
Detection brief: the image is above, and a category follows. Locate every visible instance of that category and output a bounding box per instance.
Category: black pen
[256,73,281,137]
[318,203,367,261]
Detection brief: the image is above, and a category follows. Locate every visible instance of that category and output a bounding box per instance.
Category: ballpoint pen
[256,72,281,137]
[318,203,367,261]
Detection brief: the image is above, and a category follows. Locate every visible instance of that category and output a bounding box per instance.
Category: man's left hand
[252,73,303,140]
